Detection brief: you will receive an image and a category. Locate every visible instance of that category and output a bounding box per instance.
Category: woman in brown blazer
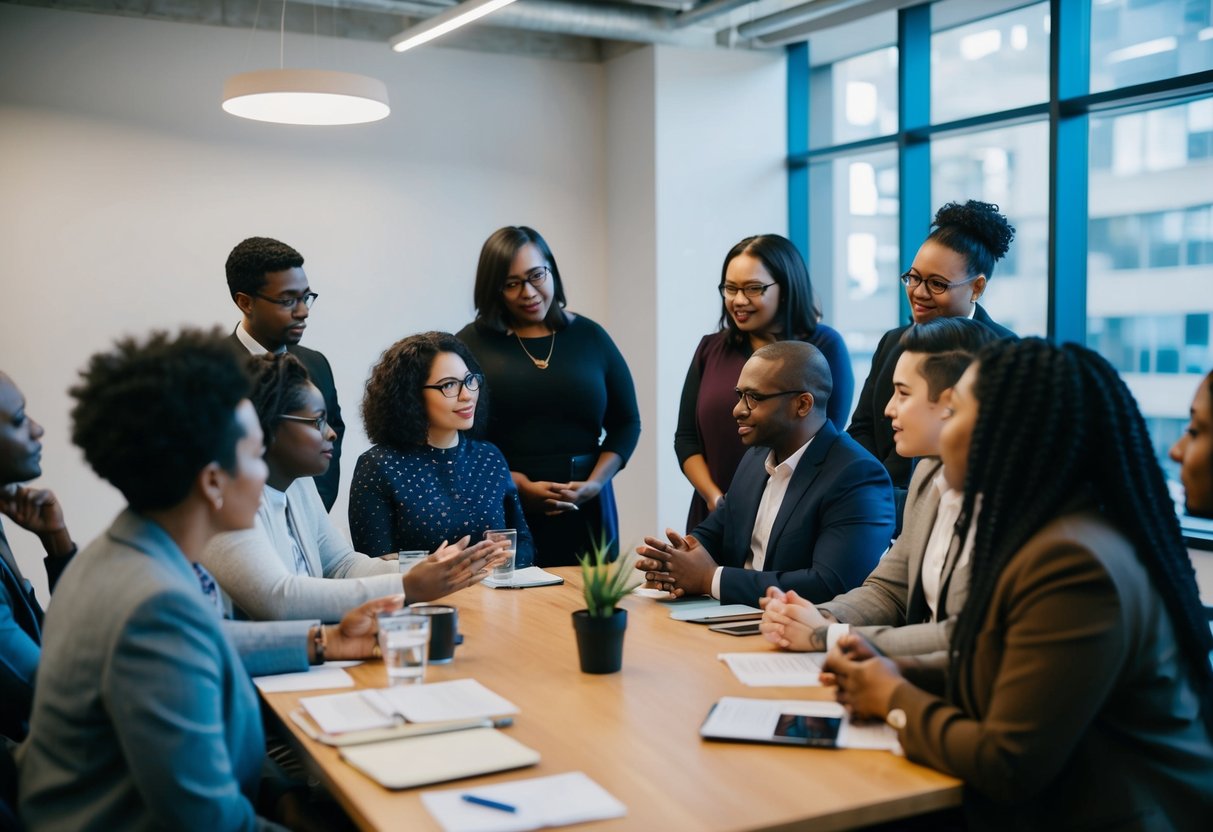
[824,340,1213,831]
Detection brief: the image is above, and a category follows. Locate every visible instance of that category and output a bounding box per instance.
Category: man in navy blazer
[225,237,346,511]
[638,342,894,607]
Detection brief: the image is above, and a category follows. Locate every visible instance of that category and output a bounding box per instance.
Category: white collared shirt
[710,436,814,599]
[235,321,285,356]
[919,470,978,621]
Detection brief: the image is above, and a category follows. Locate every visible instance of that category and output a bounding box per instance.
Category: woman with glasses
[823,340,1213,829]
[848,200,1016,499]
[457,226,640,566]
[675,234,853,532]
[200,353,503,621]
[349,332,534,566]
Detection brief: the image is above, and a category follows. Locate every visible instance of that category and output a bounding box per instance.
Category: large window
[791,0,1213,530]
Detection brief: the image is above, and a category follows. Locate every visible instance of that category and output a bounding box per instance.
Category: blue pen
[461,794,517,814]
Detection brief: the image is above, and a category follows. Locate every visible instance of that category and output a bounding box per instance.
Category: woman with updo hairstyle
[823,339,1213,829]
[457,226,641,566]
[848,200,1017,497]
[675,233,853,531]
[349,332,534,566]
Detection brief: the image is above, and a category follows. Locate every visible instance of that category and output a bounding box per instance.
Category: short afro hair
[362,332,488,450]
[246,353,314,454]
[225,237,304,299]
[70,328,251,512]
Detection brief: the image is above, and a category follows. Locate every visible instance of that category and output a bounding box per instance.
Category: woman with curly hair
[348,332,534,566]
[201,353,503,622]
[823,339,1213,830]
[848,200,1017,502]
[675,234,853,532]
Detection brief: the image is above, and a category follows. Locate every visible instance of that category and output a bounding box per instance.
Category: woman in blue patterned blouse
[350,332,535,566]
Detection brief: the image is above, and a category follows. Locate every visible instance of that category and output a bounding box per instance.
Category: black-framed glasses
[501,266,550,296]
[734,388,808,410]
[255,291,319,309]
[422,373,484,399]
[899,272,979,296]
[279,413,328,434]
[719,282,776,299]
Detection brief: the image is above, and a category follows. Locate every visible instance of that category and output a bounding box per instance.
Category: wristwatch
[885,708,907,730]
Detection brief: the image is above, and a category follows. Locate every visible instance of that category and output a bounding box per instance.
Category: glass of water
[484,528,517,582]
[377,611,430,686]
[397,550,428,574]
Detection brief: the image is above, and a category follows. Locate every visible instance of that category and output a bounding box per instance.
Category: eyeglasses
[899,272,979,296]
[734,388,808,410]
[501,266,550,296]
[255,291,319,309]
[279,413,328,434]
[422,373,484,398]
[720,283,776,299]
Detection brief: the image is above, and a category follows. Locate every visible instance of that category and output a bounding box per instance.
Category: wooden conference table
[260,568,961,831]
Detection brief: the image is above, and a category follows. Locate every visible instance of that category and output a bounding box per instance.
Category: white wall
[0,3,786,601]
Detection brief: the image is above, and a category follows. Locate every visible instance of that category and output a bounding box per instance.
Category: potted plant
[572,540,642,674]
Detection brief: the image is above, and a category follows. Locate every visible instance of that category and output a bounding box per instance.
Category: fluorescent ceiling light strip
[391,0,518,53]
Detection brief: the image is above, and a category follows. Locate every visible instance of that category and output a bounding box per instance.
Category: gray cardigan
[201,477,402,622]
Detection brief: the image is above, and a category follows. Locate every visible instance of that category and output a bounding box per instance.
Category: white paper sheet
[717,651,825,686]
[482,567,563,589]
[670,603,761,622]
[252,665,355,693]
[421,771,626,832]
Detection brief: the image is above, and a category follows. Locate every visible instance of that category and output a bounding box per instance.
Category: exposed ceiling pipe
[734,0,871,40]
[744,0,918,47]
[475,0,716,46]
[672,0,753,29]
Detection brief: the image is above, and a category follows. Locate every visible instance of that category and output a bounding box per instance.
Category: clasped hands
[633,528,716,597]
[517,475,602,516]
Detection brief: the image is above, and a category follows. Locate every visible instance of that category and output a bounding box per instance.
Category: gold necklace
[515,330,555,370]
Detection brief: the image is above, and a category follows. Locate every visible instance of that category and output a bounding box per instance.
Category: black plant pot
[571,608,627,674]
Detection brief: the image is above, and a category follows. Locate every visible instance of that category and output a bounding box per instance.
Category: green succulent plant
[577,537,643,618]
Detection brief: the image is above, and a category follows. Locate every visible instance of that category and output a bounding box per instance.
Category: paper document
[483,566,564,589]
[253,665,355,693]
[717,651,825,686]
[422,771,626,832]
[670,603,761,622]
[301,679,519,735]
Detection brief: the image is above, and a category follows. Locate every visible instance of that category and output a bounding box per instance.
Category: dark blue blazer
[690,420,895,606]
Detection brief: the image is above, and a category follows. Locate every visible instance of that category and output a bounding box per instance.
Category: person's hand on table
[324,595,407,660]
[760,587,830,651]
[821,633,903,720]
[403,536,506,601]
[634,529,715,598]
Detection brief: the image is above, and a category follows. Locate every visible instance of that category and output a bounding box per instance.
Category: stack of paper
[422,772,626,832]
[301,679,519,735]
[482,566,564,589]
[253,665,356,693]
[717,652,825,686]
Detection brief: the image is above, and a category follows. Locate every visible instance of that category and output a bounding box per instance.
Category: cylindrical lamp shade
[222,69,390,125]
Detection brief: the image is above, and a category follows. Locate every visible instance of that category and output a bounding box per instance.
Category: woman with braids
[675,234,853,532]
[848,200,1016,501]
[201,353,504,622]
[348,332,534,565]
[823,339,1213,830]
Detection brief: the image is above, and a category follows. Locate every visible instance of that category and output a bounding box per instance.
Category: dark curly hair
[928,200,1015,280]
[718,234,820,352]
[362,332,487,450]
[947,338,1213,739]
[245,353,313,453]
[471,226,568,334]
[69,328,251,512]
[898,317,1004,401]
[225,237,304,299]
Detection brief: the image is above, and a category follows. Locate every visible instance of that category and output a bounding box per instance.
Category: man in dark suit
[637,342,894,607]
[225,237,345,511]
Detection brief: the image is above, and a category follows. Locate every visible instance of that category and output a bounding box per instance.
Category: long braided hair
[947,338,1213,737]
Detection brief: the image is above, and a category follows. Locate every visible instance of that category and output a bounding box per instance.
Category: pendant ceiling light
[222,2,389,126]
[390,0,519,54]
